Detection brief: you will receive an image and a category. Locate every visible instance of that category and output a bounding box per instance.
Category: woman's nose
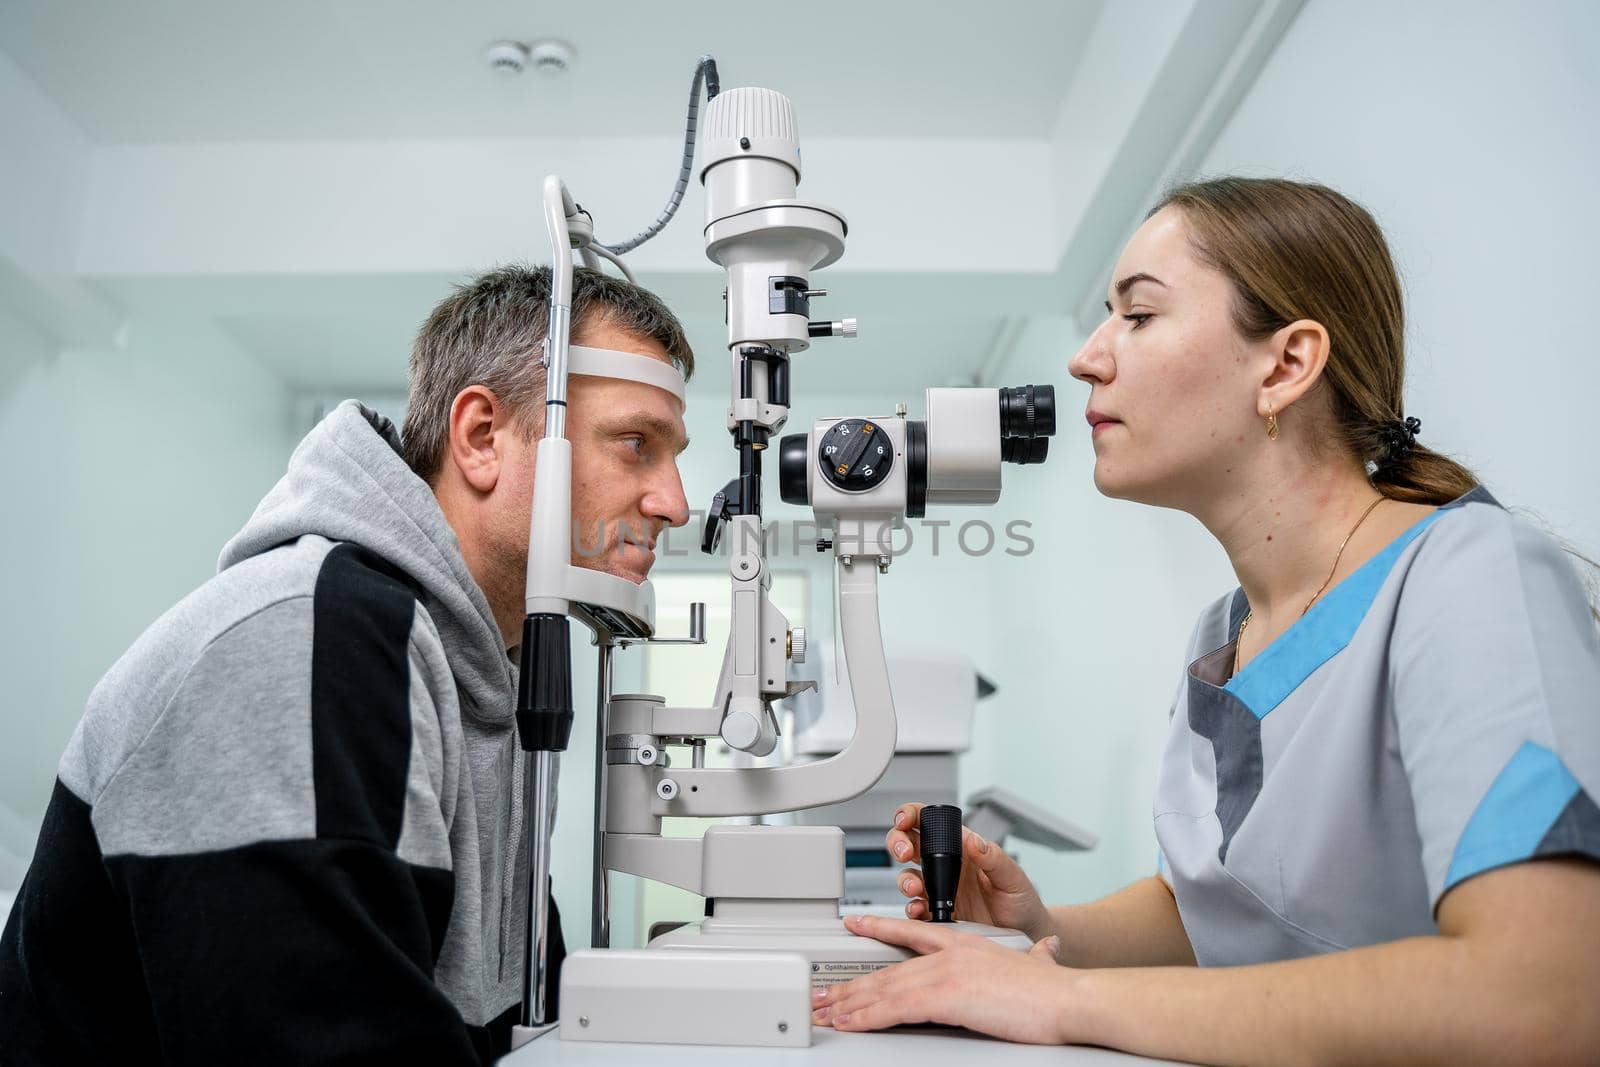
[1068,320,1114,384]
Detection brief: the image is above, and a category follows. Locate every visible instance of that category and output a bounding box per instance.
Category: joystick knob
[919,804,963,924]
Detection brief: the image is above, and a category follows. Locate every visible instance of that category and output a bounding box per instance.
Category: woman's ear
[1258,318,1330,418]
[445,385,504,494]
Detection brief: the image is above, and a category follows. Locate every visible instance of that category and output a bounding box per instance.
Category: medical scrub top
[1154,486,1600,964]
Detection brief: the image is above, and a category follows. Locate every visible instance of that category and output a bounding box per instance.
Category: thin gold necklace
[1233,495,1385,677]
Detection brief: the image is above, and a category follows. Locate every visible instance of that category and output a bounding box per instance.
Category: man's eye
[621,436,645,455]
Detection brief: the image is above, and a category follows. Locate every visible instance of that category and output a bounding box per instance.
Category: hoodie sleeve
[76,543,488,1064]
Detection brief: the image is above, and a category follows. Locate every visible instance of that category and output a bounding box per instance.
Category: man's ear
[1257,318,1330,418]
[445,385,505,494]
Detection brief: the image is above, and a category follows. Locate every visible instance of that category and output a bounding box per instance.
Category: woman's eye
[1123,313,1153,329]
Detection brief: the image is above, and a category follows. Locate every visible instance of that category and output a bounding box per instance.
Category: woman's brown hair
[1152,177,1477,505]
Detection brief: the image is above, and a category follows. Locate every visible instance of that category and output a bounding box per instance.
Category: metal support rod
[543,304,571,440]
[521,749,560,1026]
[540,175,575,442]
[590,641,614,949]
[737,433,763,518]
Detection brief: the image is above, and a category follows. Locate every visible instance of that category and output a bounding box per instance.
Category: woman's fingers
[885,812,922,863]
[891,804,926,831]
[814,951,943,1026]
[818,981,939,1032]
[897,868,930,919]
[885,829,919,863]
[885,804,928,862]
[1029,935,1062,961]
[844,913,962,955]
[827,994,938,1032]
[963,827,1030,893]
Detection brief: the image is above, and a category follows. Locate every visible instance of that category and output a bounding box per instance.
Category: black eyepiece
[778,433,810,505]
[998,384,1056,440]
[1000,436,1050,465]
[918,804,964,924]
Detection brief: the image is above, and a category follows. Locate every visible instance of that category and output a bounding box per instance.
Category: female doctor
[811,178,1600,1064]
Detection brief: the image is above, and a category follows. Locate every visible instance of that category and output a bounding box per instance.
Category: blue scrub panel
[1224,511,1442,719]
[1445,742,1582,890]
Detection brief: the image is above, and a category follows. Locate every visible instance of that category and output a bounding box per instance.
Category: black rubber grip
[919,804,964,924]
[918,804,963,855]
[517,613,574,753]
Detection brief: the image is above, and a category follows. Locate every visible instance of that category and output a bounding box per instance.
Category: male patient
[0,266,693,1064]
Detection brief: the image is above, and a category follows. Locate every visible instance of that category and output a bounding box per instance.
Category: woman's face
[1068,205,1267,511]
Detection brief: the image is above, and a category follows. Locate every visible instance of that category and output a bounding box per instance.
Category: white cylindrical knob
[722,710,760,750]
[721,708,777,757]
[656,779,679,801]
[840,318,858,338]
[789,628,807,664]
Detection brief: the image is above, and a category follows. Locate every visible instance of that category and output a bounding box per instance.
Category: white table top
[502,1024,1191,1065]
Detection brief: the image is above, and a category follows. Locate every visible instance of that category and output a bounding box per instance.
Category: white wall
[0,318,295,874]
[0,47,300,882]
[1200,0,1600,552]
[0,48,89,277]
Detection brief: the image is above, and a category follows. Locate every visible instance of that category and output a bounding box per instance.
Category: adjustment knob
[818,418,894,493]
[919,804,964,924]
[722,707,778,757]
[806,318,857,339]
[789,627,807,664]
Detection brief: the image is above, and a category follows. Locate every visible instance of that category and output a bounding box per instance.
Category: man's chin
[573,551,653,586]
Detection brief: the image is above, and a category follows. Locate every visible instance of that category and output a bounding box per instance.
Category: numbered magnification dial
[818,418,895,492]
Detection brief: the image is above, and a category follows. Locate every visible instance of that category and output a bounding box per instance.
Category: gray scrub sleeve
[1390,505,1600,908]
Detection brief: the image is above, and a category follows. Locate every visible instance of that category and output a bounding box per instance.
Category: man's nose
[647,466,691,530]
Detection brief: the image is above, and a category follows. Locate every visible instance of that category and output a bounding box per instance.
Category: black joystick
[919,804,963,924]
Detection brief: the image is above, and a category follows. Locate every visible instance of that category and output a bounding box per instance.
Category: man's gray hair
[401,264,696,481]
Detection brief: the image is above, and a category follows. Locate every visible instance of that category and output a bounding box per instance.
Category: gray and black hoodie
[0,402,560,1064]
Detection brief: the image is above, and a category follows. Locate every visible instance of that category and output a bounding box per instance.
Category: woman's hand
[885,803,1053,942]
[813,914,1075,1043]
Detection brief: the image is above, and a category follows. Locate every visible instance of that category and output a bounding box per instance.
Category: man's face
[557,317,692,584]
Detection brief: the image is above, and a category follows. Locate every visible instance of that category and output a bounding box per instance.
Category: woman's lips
[1086,411,1121,435]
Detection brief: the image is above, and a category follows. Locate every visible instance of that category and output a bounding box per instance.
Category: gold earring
[1265,406,1280,441]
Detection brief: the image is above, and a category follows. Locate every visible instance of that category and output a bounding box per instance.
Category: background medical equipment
[512,55,1059,1049]
[783,649,1096,912]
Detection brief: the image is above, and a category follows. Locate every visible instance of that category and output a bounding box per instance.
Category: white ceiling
[0,0,1104,142]
[5,0,1297,402]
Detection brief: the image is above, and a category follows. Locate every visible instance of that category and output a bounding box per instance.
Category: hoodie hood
[220,401,512,722]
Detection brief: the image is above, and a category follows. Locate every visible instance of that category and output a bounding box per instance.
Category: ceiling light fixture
[485,38,576,77]
[485,40,532,76]
[528,39,577,76]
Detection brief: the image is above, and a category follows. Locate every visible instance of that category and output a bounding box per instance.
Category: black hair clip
[1377,416,1422,467]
